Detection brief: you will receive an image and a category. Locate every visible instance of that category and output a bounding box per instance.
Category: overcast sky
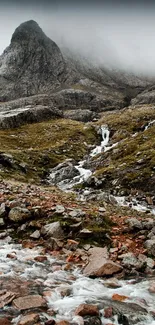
[1,1,155,76]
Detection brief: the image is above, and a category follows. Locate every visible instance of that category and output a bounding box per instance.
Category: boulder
[41,221,64,239]
[17,313,39,325]
[75,304,99,316]
[83,247,122,277]
[0,319,11,325]
[145,239,155,256]
[49,160,79,185]
[8,207,31,223]
[126,218,142,231]
[30,230,40,239]
[83,317,101,325]
[12,295,46,311]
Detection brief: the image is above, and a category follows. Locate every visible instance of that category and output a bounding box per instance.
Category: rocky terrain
[0,19,155,325]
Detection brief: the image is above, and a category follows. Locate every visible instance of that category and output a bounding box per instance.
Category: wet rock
[0,290,16,308]
[45,321,56,325]
[8,207,31,223]
[112,294,128,302]
[83,316,101,325]
[56,321,70,325]
[0,231,7,239]
[0,319,11,325]
[30,230,40,239]
[34,256,47,263]
[41,222,64,239]
[83,247,122,277]
[148,282,155,293]
[126,218,142,231]
[49,160,79,184]
[104,307,113,318]
[17,313,39,325]
[75,304,99,316]
[145,239,155,256]
[12,295,46,310]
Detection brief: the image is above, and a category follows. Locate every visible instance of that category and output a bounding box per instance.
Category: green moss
[0,119,99,183]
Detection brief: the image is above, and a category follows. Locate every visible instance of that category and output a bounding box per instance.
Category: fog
[1,3,155,76]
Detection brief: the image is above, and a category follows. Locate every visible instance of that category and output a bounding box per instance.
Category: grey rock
[30,230,40,239]
[55,205,65,214]
[0,104,63,129]
[8,207,31,223]
[142,218,155,230]
[0,203,6,218]
[0,20,69,101]
[69,209,86,218]
[0,218,5,226]
[126,218,143,231]
[145,239,155,256]
[121,253,139,268]
[63,109,96,122]
[41,221,64,239]
[49,160,79,185]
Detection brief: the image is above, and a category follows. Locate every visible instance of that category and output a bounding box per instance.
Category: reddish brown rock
[104,307,113,318]
[75,304,99,316]
[148,283,155,293]
[112,294,128,302]
[83,247,122,277]
[56,321,70,325]
[0,318,11,325]
[0,290,16,308]
[17,313,39,325]
[34,256,47,263]
[12,295,46,310]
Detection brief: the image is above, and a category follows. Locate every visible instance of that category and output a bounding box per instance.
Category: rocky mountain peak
[11,20,45,44]
[0,20,73,101]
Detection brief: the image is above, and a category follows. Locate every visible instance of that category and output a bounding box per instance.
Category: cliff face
[0,20,70,101]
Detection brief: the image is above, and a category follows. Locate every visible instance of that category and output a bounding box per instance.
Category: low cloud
[1,3,155,76]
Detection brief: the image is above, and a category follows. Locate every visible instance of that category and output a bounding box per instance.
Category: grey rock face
[0,104,63,129]
[41,221,64,239]
[49,160,79,185]
[0,20,68,101]
[8,207,31,223]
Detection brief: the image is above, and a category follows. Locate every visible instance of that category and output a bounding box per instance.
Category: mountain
[0,20,76,101]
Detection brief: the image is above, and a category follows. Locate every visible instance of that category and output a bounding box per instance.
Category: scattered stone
[55,205,65,214]
[104,307,113,318]
[56,321,70,325]
[126,218,142,231]
[0,290,16,308]
[12,295,46,310]
[75,304,99,316]
[148,282,155,294]
[69,209,85,218]
[145,239,155,256]
[30,230,40,239]
[0,319,11,325]
[8,207,31,223]
[83,316,101,325]
[34,256,47,263]
[41,222,64,239]
[18,313,39,325]
[112,294,128,302]
[98,207,106,213]
[47,237,64,250]
[83,247,122,277]
[79,229,93,238]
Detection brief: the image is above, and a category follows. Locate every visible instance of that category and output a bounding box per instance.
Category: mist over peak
[1,3,155,77]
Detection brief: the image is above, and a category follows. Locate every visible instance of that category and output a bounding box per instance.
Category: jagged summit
[0,20,73,101]
[11,20,50,44]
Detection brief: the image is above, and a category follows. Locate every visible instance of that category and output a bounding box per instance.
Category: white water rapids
[2,125,155,324]
[1,236,155,325]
